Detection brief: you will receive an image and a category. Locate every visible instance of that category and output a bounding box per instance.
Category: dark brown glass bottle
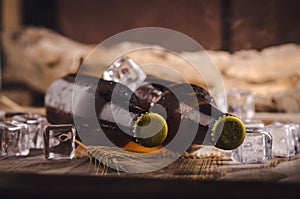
[45,74,245,150]
[45,74,168,147]
[153,83,246,150]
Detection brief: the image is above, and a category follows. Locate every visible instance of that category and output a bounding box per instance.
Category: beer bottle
[45,73,245,150]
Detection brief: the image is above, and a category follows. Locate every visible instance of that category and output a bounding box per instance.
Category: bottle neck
[99,103,168,148]
[99,102,144,136]
[134,83,163,110]
[134,75,175,110]
[186,102,226,146]
[180,101,225,127]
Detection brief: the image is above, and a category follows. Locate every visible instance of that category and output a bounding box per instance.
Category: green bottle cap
[212,115,246,150]
[133,112,168,147]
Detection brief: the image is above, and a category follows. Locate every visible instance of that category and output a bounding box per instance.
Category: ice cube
[44,124,76,160]
[103,56,147,91]
[243,119,265,130]
[232,129,272,164]
[12,114,48,149]
[0,122,30,157]
[285,123,300,154]
[227,88,255,119]
[265,124,296,157]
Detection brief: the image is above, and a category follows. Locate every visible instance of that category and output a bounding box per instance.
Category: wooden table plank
[1,149,299,182]
[0,150,300,199]
[0,170,300,199]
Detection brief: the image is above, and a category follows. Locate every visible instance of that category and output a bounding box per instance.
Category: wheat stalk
[75,140,178,174]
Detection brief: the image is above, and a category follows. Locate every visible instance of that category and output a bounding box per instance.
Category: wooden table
[0,149,300,199]
[1,102,300,198]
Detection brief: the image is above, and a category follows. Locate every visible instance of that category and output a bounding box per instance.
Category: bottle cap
[133,112,168,147]
[211,115,246,150]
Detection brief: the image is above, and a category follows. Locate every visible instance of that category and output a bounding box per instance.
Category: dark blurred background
[4,0,298,52]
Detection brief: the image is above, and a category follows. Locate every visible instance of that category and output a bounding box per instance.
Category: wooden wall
[19,0,300,51]
[230,0,300,51]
